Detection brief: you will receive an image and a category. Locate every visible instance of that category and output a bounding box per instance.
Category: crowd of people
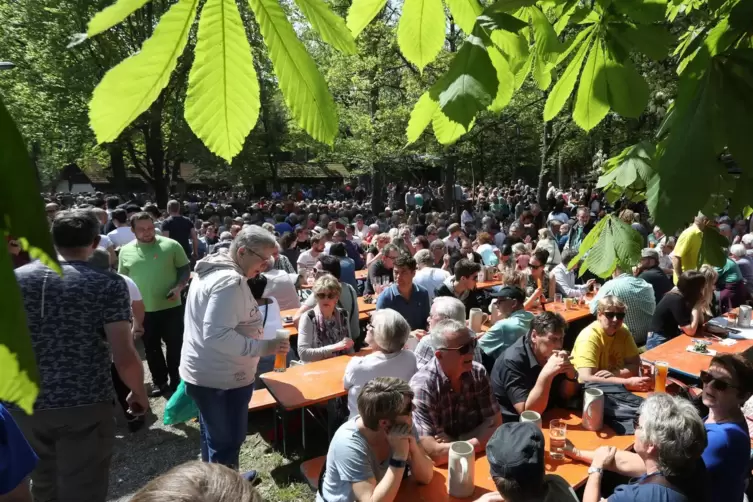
[3,179,753,502]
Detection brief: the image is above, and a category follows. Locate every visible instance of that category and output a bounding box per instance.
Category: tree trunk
[109,144,127,195]
[444,151,456,213]
[537,120,552,204]
[145,98,168,207]
[371,162,384,213]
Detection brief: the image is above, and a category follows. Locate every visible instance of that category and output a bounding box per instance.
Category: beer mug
[274,329,291,372]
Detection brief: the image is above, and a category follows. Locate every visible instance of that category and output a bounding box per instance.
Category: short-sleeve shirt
[491,334,568,423]
[410,359,499,438]
[14,261,131,410]
[674,225,703,283]
[0,404,38,495]
[571,321,640,375]
[365,260,394,295]
[702,420,750,502]
[375,283,430,331]
[638,266,673,304]
[118,235,190,312]
[478,310,534,361]
[161,215,195,258]
[715,258,742,286]
[649,292,692,339]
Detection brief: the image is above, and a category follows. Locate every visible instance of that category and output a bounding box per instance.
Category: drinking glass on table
[654,361,669,393]
[549,419,567,460]
[554,294,563,309]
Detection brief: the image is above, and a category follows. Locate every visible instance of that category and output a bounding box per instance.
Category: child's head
[130,461,263,502]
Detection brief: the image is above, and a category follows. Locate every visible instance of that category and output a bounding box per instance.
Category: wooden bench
[248,388,277,412]
[301,456,326,490]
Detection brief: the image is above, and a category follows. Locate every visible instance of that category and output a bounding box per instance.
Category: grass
[107,358,317,502]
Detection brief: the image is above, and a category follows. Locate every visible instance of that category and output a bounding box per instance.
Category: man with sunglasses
[364,243,399,295]
[410,319,502,465]
[571,296,652,392]
[434,259,485,316]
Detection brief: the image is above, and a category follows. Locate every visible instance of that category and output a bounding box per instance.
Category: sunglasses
[440,337,477,355]
[603,311,626,321]
[633,415,642,431]
[530,263,542,270]
[700,370,738,391]
[316,292,338,300]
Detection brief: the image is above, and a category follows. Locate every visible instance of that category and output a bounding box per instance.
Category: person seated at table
[478,286,533,370]
[375,255,431,333]
[365,232,392,269]
[698,354,753,502]
[247,272,289,387]
[262,252,301,311]
[550,248,595,298]
[293,255,360,343]
[414,296,484,369]
[524,249,551,309]
[589,266,655,346]
[699,264,720,317]
[571,296,652,392]
[329,242,358,291]
[365,243,399,295]
[411,319,502,464]
[635,248,673,304]
[317,377,434,502]
[298,274,354,363]
[344,309,417,419]
[564,393,709,502]
[714,256,748,313]
[449,238,484,270]
[646,270,706,349]
[413,249,451,303]
[491,312,579,423]
[473,422,578,502]
[435,259,485,316]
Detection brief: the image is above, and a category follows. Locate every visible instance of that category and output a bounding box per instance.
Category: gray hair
[561,247,579,265]
[730,243,747,259]
[429,239,447,253]
[638,393,707,477]
[511,242,528,256]
[261,222,275,234]
[509,222,522,232]
[718,223,731,233]
[370,309,411,353]
[431,319,470,349]
[742,234,753,247]
[431,296,466,323]
[415,249,434,267]
[230,225,276,258]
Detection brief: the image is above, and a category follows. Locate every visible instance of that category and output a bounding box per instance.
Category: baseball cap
[641,248,660,260]
[486,422,544,479]
[490,286,525,302]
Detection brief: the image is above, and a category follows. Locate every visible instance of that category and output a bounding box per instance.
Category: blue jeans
[184,382,254,468]
[646,332,668,350]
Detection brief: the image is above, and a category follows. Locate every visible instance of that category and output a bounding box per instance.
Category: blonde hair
[699,264,719,315]
[619,209,635,224]
[503,269,527,289]
[130,461,263,502]
[596,295,627,314]
[357,377,413,431]
[313,274,342,296]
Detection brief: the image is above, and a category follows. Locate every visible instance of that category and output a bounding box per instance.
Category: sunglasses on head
[603,311,626,321]
[316,292,338,300]
[700,370,737,391]
[440,337,477,355]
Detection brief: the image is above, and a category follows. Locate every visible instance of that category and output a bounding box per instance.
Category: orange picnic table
[641,333,753,379]
[395,407,636,500]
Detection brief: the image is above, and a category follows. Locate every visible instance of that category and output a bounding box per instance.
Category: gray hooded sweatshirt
[179,252,278,390]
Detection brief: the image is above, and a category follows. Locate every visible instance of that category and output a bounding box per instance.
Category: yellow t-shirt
[571,321,639,374]
[673,225,703,283]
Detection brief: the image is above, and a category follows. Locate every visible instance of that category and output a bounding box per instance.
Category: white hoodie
[179,252,278,390]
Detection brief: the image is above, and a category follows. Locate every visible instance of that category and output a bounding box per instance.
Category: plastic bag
[163,380,198,425]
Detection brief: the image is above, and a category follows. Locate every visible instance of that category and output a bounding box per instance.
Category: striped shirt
[589,274,656,346]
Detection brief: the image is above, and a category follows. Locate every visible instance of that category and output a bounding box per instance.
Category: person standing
[672,213,709,284]
[119,212,191,396]
[180,226,289,473]
[11,209,148,502]
[106,208,136,248]
[161,199,198,264]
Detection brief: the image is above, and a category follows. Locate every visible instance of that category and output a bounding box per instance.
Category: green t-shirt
[716,258,742,286]
[118,235,190,312]
[414,193,424,207]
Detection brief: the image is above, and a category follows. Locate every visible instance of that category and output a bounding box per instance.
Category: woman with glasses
[646,270,706,349]
[343,309,417,419]
[298,274,354,362]
[699,354,753,502]
[571,296,652,391]
[524,249,551,309]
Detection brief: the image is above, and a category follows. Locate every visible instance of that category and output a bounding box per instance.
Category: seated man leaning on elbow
[491,312,580,423]
[410,319,502,465]
[571,296,652,392]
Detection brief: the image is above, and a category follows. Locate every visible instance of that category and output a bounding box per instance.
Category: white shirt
[552,263,589,298]
[297,249,319,270]
[258,297,284,340]
[107,226,136,247]
[443,235,460,250]
[343,350,417,419]
[461,210,474,226]
[263,269,301,311]
[98,234,113,250]
[120,274,142,302]
[414,267,450,302]
[355,225,369,240]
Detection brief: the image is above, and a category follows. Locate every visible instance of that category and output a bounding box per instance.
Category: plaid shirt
[410,358,499,439]
[589,274,656,345]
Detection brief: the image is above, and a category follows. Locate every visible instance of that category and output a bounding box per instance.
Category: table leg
[281,408,288,457]
[302,406,307,450]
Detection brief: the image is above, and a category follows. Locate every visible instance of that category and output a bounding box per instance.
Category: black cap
[490,286,525,302]
[486,422,544,479]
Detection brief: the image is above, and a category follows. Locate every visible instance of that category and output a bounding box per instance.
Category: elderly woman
[343,309,417,418]
[714,256,748,312]
[565,393,709,502]
[730,243,753,294]
[534,227,561,268]
[180,226,289,473]
[699,354,753,502]
[298,274,354,362]
[658,236,675,274]
[476,232,499,266]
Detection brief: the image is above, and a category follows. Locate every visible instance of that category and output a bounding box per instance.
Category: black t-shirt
[639,266,674,304]
[296,239,311,251]
[649,292,693,339]
[161,215,194,257]
[365,260,393,295]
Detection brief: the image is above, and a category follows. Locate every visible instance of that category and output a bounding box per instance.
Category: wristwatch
[588,466,603,476]
[389,457,408,469]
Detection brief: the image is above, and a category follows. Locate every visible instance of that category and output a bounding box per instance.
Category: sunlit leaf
[87,0,152,37]
[445,0,483,33]
[346,0,388,38]
[544,28,593,121]
[488,46,515,112]
[295,0,357,54]
[554,25,594,65]
[406,92,440,144]
[249,0,338,144]
[573,37,609,131]
[575,215,642,278]
[398,0,446,71]
[432,109,475,144]
[185,0,260,162]
[597,141,655,190]
[89,0,198,144]
[604,48,649,118]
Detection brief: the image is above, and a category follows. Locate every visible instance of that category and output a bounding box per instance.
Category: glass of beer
[549,419,567,460]
[274,329,291,372]
[654,361,669,393]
